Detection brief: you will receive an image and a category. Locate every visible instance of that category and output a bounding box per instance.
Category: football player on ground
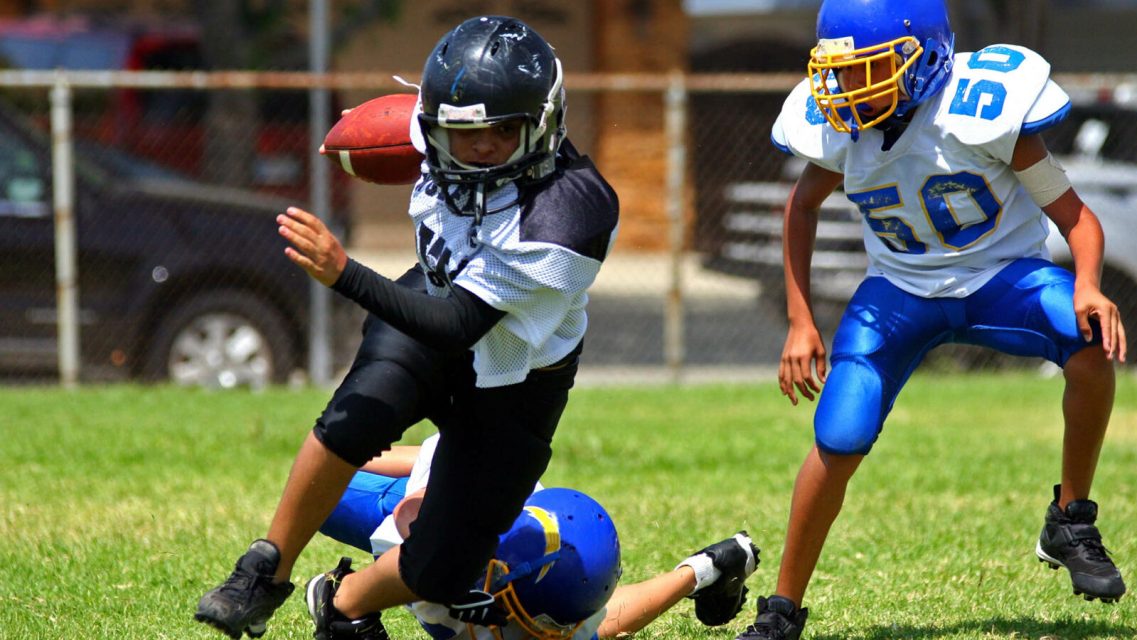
[195,15,620,640]
[309,433,760,639]
[740,1,1128,638]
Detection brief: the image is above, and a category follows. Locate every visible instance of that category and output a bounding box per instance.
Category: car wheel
[142,290,297,388]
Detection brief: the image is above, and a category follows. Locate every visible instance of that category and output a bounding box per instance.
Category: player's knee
[814,359,886,455]
[312,423,376,468]
[314,362,422,467]
[1063,345,1114,386]
[816,427,877,456]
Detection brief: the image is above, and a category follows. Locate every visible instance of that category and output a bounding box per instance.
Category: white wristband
[676,553,721,594]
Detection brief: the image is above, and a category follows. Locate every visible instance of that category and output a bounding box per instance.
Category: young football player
[195,15,620,640]
[739,1,1128,638]
[308,433,760,639]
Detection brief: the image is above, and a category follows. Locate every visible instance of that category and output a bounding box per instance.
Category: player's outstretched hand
[278,206,348,287]
[779,323,828,406]
[1074,285,1127,363]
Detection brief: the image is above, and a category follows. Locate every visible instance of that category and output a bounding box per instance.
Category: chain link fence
[2,70,1135,388]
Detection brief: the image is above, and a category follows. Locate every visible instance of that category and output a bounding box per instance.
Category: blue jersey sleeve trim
[770,133,792,156]
[1022,101,1071,136]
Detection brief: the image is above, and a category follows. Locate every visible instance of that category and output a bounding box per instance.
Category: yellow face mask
[475,506,584,640]
[477,559,584,640]
[808,35,922,135]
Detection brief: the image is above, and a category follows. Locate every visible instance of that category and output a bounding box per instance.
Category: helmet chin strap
[437,183,488,247]
[470,182,486,247]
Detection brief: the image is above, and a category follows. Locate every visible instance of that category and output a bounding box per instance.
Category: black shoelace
[1073,535,1113,563]
[745,619,784,638]
[218,569,262,603]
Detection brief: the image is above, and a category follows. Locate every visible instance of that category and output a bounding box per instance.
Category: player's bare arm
[278,206,349,287]
[779,162,844,405]
[1013,135,1127,362]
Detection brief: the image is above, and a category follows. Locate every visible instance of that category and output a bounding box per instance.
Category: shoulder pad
[519,154,619,262]
[771,78,850,174]
[934,45,1065,162]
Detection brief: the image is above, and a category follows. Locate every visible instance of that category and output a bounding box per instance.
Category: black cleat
[687,531,760,626]
[195,539,296,639]
[306,557,389,639]
[735,595,808,640]
[1036,485,1126,603]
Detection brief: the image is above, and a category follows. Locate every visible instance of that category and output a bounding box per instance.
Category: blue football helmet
[480,488,622,639]
[809,0,955,136]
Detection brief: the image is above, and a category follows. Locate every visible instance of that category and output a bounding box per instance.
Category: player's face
[837,56,898,116]
[448,121,523,167]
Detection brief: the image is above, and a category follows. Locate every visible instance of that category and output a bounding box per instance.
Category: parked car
[703,106,1137,367]
[0,97,358,387]
[0,15,349,212]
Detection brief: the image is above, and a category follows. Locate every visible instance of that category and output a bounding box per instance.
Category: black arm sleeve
[332,258,505,351]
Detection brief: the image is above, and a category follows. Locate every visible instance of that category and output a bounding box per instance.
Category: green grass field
[2,372,1135,639]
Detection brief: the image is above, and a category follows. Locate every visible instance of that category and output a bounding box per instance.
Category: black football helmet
[418,16,566,188]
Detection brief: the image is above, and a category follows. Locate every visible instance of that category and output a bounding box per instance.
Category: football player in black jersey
[195,15,620,640]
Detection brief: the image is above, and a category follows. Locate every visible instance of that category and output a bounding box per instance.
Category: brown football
[321,93,424,185]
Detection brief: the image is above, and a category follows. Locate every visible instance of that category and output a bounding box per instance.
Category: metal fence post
[308,0,333,386]
[50,73,80,388]
[664,70,687,384]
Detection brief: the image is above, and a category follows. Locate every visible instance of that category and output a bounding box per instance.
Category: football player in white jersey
[195,16,620,640]
[310,434,760,640]
[739,1,1128,638]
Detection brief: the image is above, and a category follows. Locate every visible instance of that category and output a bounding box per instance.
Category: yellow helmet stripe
[523,505,561,583]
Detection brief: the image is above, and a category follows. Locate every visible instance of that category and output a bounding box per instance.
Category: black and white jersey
[407,145,619,387]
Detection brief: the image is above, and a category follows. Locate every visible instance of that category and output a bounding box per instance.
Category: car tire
[142,290,297,388]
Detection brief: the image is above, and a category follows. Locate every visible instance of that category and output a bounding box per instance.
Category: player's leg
[318,472,409,554]
[740,278,949,640]
[775,446,862,604]
[1058,346,1112,504]
[966,258,1124,601]
[1046,348,1123,603]
[266,351,428,577]
[327,345,581,618]
[195,315,441,639]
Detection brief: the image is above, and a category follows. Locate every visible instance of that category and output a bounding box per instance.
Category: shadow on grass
[810,615,1135,640]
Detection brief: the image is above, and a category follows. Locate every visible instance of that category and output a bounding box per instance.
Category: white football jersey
[407,149,618,387]
[367,437,596,640]
[772,44,1072,297]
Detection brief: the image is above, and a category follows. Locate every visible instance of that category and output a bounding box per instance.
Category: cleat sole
[194,613,243,640]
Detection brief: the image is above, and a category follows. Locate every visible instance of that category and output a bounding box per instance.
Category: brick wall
[593,0,688,253]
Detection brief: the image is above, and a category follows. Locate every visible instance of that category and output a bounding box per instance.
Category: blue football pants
[815,258,1098,455]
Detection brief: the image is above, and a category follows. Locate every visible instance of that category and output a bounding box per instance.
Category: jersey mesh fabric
[408,180,601,387]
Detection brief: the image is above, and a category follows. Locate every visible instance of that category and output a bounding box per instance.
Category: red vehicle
[0,15,349,215]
